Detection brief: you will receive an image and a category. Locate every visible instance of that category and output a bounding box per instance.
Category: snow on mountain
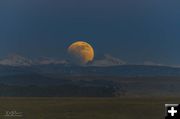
[34,57,68,65]
[0,54,69,66]
[91,54,126,67]
[0,54,33,66]
[143,61,163,66]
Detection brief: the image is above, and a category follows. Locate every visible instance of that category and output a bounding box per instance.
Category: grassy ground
[0,97,179,119]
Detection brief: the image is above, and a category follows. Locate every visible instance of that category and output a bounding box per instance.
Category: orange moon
[68,41,94,64]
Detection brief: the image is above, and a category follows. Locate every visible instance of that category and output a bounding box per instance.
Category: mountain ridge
[0,53,176,68]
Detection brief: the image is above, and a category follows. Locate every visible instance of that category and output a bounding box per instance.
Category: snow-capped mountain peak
[91,54,126,67]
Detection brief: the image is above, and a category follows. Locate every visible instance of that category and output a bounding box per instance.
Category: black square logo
[165,104,180,119]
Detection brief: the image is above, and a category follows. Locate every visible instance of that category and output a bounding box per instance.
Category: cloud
[91,54,126,67]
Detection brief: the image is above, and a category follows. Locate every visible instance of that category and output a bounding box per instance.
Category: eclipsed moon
[68,41,94,65]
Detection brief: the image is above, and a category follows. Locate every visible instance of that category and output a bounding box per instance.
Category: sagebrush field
[0,97,179,119]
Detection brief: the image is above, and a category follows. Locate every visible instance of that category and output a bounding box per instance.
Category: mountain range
[0,54,179,97]
[0,53,127,67]
[0,54,68,66]
[0,54,179,77]
[0,53,173,67]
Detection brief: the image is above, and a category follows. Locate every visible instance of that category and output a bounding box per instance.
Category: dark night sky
[0,0,180,65]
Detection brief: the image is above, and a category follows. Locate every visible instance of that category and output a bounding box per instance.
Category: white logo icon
[168,107,177,117]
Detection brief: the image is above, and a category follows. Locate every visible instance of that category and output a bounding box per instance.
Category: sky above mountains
[0,0,180,66]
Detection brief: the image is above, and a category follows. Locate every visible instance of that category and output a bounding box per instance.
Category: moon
[68,41,94,65]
